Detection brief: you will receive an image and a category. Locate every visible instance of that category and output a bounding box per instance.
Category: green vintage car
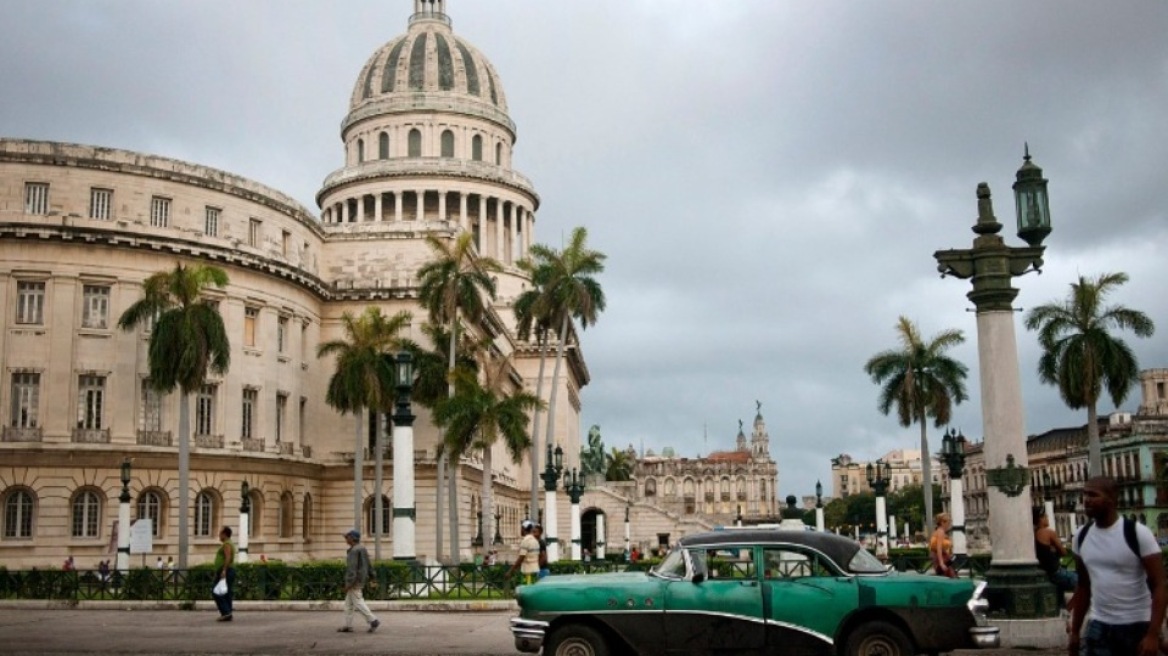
[511,529,999,656]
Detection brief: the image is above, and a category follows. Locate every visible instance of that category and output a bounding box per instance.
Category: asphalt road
[0,608,1066,656]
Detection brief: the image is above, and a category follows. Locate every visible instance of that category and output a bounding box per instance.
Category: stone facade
[0,3,588,567]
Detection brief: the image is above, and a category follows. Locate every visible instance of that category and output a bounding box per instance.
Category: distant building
[830,449,941,499]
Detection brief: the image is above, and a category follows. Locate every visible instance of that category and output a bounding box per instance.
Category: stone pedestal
[984,564,1060,618]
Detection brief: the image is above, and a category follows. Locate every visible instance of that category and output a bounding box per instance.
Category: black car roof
[678,529,861,566]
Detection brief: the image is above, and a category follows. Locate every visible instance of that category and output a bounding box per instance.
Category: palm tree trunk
[354,410,364,534]
[1087,402,1101,477]
[436,451,445,562]
[374,411,384,561]
[482,445,493,555]
[446,322,461,565]
[177,392,190,569]
[529,332,549,520]
[919,418,933,534]
[542,314,571,470]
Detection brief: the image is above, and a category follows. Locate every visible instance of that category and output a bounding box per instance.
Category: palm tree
[434,352,543,549]
[1024,272,1154,476]
[417,232,502,564]
[514,256,560,521]
[528,228,606,475]
[118,262,231,569]
[316,306,412,560]
[605,447,635,482]
[864,316,968,532]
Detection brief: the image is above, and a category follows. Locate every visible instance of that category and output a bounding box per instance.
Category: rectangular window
[89,188,113,220]
[241,388,257,439]
[24,182,49,215]
[277,316,288,353]
[195,384,216,435]
[282,230,291,258]
[15,281,45,325]
[275,394,287,443]
[140,380,163,431]
[77,375,105,430]
[204,206,220,237]
[10,373,40,428]
[244,307,258,348]
[150,196,170,227]
[81,285,111,329]
[248,218,261,247]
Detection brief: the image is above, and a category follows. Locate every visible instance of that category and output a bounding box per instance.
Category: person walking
[212,527,236,622]
[338,529,380,633]
[929,513,955,578]
[533,523,550,579]
[1069,477,1166,656]
[506,519,540,586]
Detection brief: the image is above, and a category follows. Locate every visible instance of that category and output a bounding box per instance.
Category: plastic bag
[212,578,228,596]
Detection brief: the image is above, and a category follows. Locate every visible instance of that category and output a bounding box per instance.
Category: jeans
[1082,619,1150,656]
[344,588,377,628]
[212,568,235,617]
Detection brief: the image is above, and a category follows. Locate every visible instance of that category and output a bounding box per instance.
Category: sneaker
[337,626,353,633]
[216,614,232,622]
[368,619,380,633]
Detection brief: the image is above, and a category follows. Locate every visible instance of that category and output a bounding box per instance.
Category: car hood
[530,571,654,587]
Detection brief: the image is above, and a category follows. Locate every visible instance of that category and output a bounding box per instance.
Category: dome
[345,1,512,134]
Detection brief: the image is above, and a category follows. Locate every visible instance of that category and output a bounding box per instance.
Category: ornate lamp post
[624,501,631,557]
[941,428,969,559]
[934,147,1057,617]
[238,480,251,564]
[473,510,484,548]
[866,460,892,558]
[116,458,132,573]
[815,480,825,532]
[493,510,503,545]
[391,351,417,561]
[541,443,564,562]
[564,468,585,560]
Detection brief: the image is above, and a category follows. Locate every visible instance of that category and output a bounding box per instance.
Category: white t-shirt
[1075,519,1160,624]
[518,534,541,575]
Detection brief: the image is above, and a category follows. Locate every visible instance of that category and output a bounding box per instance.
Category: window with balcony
[275,393,287,444]
[140,380,163,432]
[76,375,105,430]
[82,285,110,329]
[195,384,216,435]
[150,196,170,227]
[10,373,40,429]
[89,188,112,220]
[241,388,257,440]
[24,183,49,215]
[15,281,45,325]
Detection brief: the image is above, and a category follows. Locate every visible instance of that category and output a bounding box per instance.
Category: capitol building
[0,0,589,566]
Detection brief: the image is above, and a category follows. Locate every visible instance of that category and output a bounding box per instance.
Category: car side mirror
[692,573,705,585]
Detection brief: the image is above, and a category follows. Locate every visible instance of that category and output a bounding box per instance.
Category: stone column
[815,507,825,532]
[570,501,582,561]
[395,192,403,222]
[438,191,447,223]
[595,512,606,559]
[544,487,560,563]
[238,505,250,564]
[374,193,383,222]
[116,490,131,573]
[875,494,888,558]
[392,393,416,560]
[416,190,425,221]
[459,193,468,231]
[951,477,968,556]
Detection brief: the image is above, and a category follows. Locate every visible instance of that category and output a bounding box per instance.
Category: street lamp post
[493,510,503,545]
[564,468,585,560]
[116,458,132,573]
[624,502,631,557]
[934,147,1058,617]
[866,460,892,558]
[941,428,969,559]
[814,480,825,532]
[238,481,251,564]
[541,443,564,562]
[391,351,417,561]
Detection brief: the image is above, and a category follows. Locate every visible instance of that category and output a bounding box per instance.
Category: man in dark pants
[1069,477,1166,656]
[212,526,236,621]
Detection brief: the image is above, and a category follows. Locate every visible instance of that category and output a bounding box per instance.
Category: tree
[417,232,502,564]
[514,256,560,523]
[316,306,412,560]
[527,228,606,479]
[1024,272,1155,476]
[433,351,543,551]
[864,316,968,533]
[885,483,942,540]
[118,262,231,569]
[604,447,635,482]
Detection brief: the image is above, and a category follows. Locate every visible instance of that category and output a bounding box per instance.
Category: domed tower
[317,0,539,302]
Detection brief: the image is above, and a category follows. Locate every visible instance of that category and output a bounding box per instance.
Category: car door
[664,546,766,654]
[761,546,857,656]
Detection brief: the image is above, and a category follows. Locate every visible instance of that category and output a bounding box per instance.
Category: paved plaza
[0,604,1068,656]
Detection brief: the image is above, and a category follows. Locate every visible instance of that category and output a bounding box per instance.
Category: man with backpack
[1069,476,1166,656]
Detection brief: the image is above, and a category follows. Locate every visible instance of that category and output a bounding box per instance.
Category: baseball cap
[520,519,534,531]
[344,529,361,540]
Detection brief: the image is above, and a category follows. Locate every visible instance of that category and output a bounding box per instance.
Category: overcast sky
[4,1,1166,501]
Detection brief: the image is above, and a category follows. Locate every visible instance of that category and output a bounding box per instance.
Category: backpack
[1075,517,1152,591]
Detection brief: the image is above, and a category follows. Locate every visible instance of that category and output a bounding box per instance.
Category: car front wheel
[546,623,610,656]
[843,621,913,656]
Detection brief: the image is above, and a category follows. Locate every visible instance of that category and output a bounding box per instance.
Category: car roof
[678,529,861,565]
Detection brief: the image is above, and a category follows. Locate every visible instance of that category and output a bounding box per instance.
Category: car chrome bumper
[966,581,1000,649]
[969,626,1001,649]
[510,617,548,654]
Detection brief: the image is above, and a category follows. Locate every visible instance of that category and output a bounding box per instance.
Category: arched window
[278,491,294,538]
[495,142,502,165]
[378,132,389,159]
[194,490,217,538]
[441,130,454,158]
[644,479,657,497]
[408,129,422,157]
[471,134,483,161]
[71,489,102,538]
[356,138,365,164]
[302,493,313,541]
[366,494,391,537]
[136,489,166,538]
[664,479,676,497]
[3,488,35,538]
[683,478,695,497]
[247,489,262,538]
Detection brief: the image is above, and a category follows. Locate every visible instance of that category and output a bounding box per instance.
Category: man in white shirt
[1069,477,1166,656]
[507,519,540,586]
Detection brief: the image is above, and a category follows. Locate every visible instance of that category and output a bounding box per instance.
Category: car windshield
[847,546,888,574]
[652,548,689,579]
